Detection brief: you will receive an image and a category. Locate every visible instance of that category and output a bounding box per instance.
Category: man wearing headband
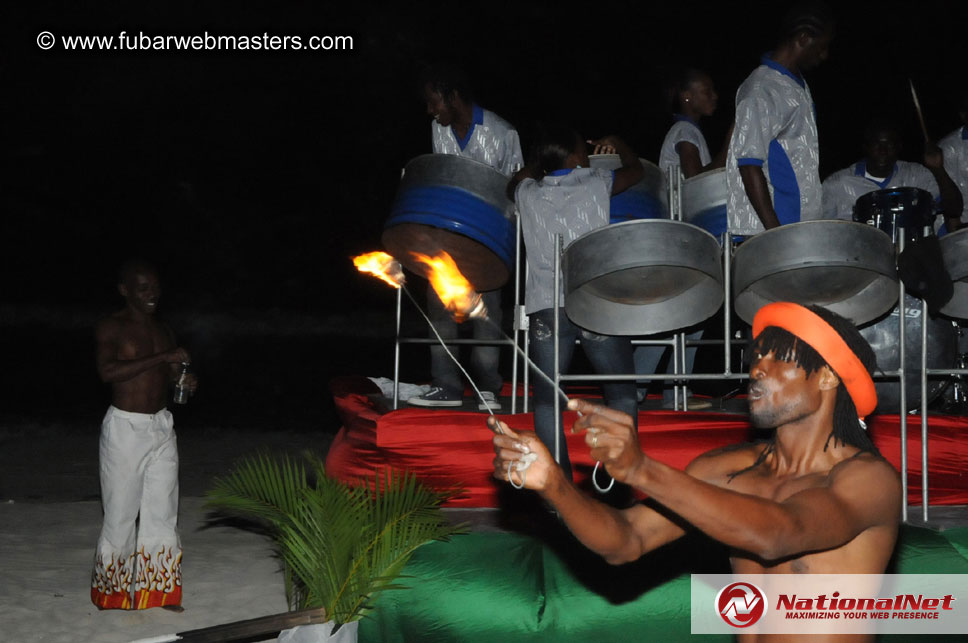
[491,303,901,578]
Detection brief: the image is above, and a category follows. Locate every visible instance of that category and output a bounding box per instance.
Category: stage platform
[326,376,968,510]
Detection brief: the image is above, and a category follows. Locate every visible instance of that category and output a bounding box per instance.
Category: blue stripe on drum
[386,185,515,268]
[608,190,666,223]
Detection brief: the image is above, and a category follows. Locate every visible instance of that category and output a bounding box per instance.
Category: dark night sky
[4,1,968,314]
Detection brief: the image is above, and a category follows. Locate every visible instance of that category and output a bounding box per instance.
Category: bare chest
[117,320,172,360]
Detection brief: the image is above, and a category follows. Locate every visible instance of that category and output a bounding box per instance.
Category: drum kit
[383,153,967,416]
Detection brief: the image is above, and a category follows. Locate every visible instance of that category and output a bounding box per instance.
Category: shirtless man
[491,303,901,641]
[90,260,197,610]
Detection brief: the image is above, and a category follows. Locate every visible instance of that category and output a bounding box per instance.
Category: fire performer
[91,260,197,610]
[409,63,524,410]
[506,125,643,482]
[491,304,901,589]
[727,1,835,235]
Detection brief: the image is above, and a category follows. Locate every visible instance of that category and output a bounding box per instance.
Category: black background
[3,1,967,430]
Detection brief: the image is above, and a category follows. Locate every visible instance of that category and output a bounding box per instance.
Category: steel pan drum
[940,227,968,319]
[733,221,898,326]
[383,154,516,292]
[859,294,957,412]
[682,168,728,237]
[589,154,667,223]
[563,220,723,335]
[853,187,936,245]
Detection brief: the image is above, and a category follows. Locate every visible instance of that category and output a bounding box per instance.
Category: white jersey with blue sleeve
[515,168,613,314]
[431,104,524,177]
[727,56,821,236]
[658,117,711,177]
[939,126,967,221]
[820,160,940,224]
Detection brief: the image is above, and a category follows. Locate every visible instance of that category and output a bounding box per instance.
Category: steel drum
[563,220,723,335]
[589,154,667,223]
[681,168,728,237]
[853,187,936,245]
[859,294,957,412]
[939,227,968,318]
[732,220,898,326]
[383,154,516,292]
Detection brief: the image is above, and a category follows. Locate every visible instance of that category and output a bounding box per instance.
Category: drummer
[507,125,642,482]
[939,90,968,224]
[820,118,963,234]
[636,67,732,410]
[408,63,524,411]
[726,1,835,235]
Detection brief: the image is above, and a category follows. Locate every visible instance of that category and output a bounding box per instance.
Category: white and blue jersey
[658,116,711,178]
[821,160,941,227]
[939,125,967,221]
[515,168,614,314]
[727,55,821,236]
[431,104,524,177]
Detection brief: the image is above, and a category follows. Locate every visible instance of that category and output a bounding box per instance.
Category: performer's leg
[581,330,638,430]
[530,308,577,480]
[133,409,182,609]
[471,288,503,394]
[633,342,666,402]
[92,407,150,610]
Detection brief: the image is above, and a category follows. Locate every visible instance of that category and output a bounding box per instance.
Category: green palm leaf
[205,452,465,623]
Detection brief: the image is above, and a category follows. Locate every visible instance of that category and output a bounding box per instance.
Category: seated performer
[491,304,900,591]
[636,67,733,409]
[507,125,642,481]
[938,90,968,225]
[408,63,524,411]
[821,118,963,233]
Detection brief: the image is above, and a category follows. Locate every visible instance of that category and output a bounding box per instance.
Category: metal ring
[592,460,615,494]
[592,434,599,448]
[507,460,525,490]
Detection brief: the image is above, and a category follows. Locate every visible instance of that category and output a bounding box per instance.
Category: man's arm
[589,136,643,195]
[923,145,964,232]
[490,418,687,564]
[95,318,189,384]
[507,164,538,201]
[570,400,901,562]
[739,164,781,229]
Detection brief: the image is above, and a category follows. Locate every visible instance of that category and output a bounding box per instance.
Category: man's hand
[166,347,191,363]
[588,137,617,155]
[568,399,646,486]
[490,417,558,491]
[923,143,944,170]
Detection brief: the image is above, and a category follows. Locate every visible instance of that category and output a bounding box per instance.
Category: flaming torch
[352,251,405,288]
[411,251,487,322]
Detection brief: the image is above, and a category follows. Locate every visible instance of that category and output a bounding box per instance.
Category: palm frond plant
[205,451,465,626]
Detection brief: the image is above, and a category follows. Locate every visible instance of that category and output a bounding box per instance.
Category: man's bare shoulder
[95,312,126,340]
[829,450,902,494]
[685,442,769,483]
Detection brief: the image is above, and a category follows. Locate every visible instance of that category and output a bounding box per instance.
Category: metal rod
[553,233,563,466]
[920,297,929,521]
[898,235,908,523]
[511,207,523,414]
[393,286,402,409]
[724,234,734,375]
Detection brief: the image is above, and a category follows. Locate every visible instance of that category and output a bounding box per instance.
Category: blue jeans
[428,285,503,396]
[529,308,637,480]
[634,329,703,404]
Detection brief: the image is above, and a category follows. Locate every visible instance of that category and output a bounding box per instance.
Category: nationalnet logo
[716,582,767,627]
[693,574,968,635]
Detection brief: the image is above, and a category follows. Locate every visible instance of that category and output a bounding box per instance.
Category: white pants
[91,406,181,609]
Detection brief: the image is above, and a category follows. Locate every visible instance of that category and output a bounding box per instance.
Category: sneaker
[408,386,462,407]
[478,391,502,411]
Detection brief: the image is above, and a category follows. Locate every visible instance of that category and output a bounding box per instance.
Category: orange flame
[412,251,486,322]
[353,252,405,288]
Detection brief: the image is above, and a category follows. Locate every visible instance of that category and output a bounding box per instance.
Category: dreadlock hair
[728,305,880,481]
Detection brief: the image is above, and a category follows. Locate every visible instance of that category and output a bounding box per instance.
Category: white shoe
[478,391,502,411]
[408,386,462,407]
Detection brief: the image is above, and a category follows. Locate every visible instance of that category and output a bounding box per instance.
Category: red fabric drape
[326,377,968,507]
